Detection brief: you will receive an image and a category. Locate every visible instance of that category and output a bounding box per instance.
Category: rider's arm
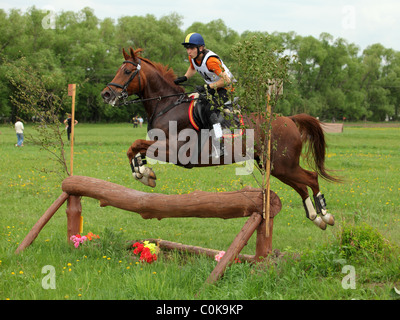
[206,57,232,90]
[184,65,197,79]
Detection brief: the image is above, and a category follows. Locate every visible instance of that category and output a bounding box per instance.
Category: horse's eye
[125,69,132,75]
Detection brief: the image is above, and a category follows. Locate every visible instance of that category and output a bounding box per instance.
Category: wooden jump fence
[16,175,281,284]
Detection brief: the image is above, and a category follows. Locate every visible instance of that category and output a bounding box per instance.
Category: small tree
[231,35,292,225]
[5,57,70,178]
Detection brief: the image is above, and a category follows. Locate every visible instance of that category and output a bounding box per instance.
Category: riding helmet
[182,33,205,47]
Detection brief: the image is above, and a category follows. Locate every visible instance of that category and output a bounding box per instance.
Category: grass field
[0,121,399,300]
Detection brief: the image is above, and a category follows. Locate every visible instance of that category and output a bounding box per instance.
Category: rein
[121,92,195,105]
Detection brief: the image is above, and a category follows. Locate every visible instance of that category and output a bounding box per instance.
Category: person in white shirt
[14,119,24,147]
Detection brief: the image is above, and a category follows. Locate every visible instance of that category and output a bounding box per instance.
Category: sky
[1,0,400,52]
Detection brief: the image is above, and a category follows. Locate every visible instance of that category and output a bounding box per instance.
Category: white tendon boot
[131,154,156,188]
[314,192,335,226]
[303,197,326,230]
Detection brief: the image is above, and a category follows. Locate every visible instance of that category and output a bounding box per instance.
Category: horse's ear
[123,48,130,60]
[129,47,136,59]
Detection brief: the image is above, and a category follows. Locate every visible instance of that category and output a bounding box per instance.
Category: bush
[338,222,394,262]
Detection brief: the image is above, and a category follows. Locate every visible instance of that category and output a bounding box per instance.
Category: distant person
[133,115,139,128]
[138,116,143,128]
[14,119,24,147]
[64,113,78,141]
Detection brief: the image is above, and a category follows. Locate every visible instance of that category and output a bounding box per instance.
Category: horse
[101,47,340,230]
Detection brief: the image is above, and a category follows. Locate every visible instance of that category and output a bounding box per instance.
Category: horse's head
[101,48,144,106]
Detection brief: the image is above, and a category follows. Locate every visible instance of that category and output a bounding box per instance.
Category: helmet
[182,33,205,47]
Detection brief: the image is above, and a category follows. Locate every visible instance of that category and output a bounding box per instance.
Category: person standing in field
[133,115,139,128]
[174,32,235,157]
[64,113,78,141]
[14,119,24,147]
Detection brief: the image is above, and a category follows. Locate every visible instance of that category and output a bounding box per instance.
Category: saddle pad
[188,93,200,131]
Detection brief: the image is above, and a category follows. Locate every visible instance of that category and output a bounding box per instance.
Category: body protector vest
[191,50,235,86]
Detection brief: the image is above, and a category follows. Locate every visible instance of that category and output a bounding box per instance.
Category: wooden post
[66,195,82,241]
[262,80,282,237]
[15,192,69,254]
[255,216,274,261]
[206,212,263,284]
[68,84,76,176]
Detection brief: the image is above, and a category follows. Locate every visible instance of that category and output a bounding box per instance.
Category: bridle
[107,59,142,100]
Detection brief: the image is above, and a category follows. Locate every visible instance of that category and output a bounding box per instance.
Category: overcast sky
[2,0,400,52]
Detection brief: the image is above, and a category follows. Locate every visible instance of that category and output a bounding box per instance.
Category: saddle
[188,93,244,138]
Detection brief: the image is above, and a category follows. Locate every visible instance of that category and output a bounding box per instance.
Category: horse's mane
[134,48,185,93]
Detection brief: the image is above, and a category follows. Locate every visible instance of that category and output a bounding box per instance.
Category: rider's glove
[196,84,215,96]
[174,76,187,85]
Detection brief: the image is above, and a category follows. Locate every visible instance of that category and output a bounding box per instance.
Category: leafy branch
[231,35,292,186]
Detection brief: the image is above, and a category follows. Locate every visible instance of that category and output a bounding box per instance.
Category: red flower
[132,242,157,264]
[133,242,144,255]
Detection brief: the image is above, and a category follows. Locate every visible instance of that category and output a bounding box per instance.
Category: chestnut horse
[101,48,340,230]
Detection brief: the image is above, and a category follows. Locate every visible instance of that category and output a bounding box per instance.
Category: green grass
[0,122,399,300]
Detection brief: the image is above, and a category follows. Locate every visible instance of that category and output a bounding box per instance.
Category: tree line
[1,6,399,123]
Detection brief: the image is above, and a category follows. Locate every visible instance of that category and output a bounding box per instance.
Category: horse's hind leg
[279,166,335,227]
[275,174,327,230]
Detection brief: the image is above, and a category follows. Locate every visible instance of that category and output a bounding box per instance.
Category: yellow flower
[143,241,157,254]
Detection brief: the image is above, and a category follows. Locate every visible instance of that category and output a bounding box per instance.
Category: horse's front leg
[127,139,157,188]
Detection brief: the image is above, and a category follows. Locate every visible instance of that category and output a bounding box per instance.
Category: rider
[174,32,235,157]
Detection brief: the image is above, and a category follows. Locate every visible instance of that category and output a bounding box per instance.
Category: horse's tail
[289,113,342,183]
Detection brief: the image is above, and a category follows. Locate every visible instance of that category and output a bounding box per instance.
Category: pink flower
[215,251,225,262]
[70,234,87,248]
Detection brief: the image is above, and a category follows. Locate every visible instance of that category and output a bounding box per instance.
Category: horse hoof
[148,178,156,188]
[322,213,335,226]
[133,171,156,188]
[134,173,156,187]
[143,167,156,180]
[313,217,327,230]
[147,169,156,180]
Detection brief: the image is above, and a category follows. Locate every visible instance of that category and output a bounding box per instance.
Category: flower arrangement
[132,241,158,264]
[70,232,100,248]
